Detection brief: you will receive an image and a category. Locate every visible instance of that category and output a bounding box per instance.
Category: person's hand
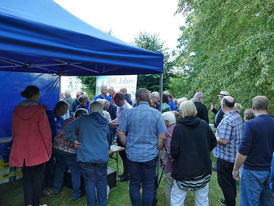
[232,169,240,181]
[210,102,214,110]
[110,122,119,128]
[74,140,81,149]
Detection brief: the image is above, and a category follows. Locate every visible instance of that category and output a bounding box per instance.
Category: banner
[96,75,137,102]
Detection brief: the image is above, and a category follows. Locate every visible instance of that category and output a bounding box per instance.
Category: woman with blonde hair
[170,101,217,206]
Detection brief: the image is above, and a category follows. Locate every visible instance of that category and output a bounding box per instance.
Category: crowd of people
[9,85,273,206]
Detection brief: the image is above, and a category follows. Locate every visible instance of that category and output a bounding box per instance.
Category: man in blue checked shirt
[215,96,242,206]
[118,88,167,206]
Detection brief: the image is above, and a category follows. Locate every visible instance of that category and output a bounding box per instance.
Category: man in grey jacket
[64,101,111,206]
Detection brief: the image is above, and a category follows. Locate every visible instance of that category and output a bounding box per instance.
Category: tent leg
[159,73,163,112]
[59,75,61,100]
[154,73,164,205]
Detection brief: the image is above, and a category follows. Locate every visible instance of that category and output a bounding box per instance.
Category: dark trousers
[117,136,128,177]
[128,156,158,206]
[22,163,45,206]
[53,149,82,200]
[44,155,56,188]
[217,158,237,206]
[80,162,108,206]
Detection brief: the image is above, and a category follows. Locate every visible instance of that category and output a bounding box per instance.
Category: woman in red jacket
[9,85,52,206]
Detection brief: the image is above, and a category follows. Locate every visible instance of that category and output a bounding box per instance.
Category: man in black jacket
[210,91,229,127]
[193,92,209,123]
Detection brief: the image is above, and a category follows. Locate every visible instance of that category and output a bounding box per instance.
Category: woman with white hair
[162,112,176,206]
[170,101,217,206]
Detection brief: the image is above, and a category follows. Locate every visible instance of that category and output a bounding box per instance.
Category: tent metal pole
[154,72,163,205]
[159,73,163,112]
[59,75,61,100]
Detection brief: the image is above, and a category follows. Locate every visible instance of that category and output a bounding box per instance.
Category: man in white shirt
[110,92,132,182]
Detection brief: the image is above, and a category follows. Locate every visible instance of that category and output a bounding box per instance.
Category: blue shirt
[239,114,274,171]
[215,110,242,163]
[76,101,91,114]
[64,113,111,163]
[94,94,111,102]
[46,109,64,142]
[169,99,177,111]
[118,102,167,162]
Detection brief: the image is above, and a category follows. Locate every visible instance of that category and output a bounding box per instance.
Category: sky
[53,0,185,51]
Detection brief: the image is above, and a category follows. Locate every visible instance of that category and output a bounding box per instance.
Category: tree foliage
[134,32,175,92]
[171,0,273,112]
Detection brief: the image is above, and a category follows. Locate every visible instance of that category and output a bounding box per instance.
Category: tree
[172,0,273,113]
[134,32,175,92]
[78,76,96,98]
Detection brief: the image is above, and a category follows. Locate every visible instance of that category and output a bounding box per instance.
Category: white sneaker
[39,204,48,206]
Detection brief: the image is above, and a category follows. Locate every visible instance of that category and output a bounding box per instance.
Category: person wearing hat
[210,91,229,128]
[64,101,111,206]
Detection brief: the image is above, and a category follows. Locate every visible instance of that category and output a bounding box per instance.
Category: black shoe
[118,175,129,182]
[219,198,226,205]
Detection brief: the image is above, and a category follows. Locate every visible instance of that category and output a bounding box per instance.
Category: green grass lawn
[0,156,239,206]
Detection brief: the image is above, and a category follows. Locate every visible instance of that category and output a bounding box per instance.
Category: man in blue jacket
[233,96,274,206]
[64,100,111,206]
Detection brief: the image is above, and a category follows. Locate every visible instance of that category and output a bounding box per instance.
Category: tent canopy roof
[0,0,163,76]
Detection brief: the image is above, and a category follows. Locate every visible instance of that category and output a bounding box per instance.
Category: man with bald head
[215,96,242,206]
[232,96,274,206]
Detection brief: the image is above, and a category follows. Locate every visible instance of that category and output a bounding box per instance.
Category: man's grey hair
[136,88,150,102]
[252,96,268,111]
[64,90,71,95]
[193,92,203,102]
[74,108,88,118]
[150,91,160,99]
[100,85,107,90]
[78,94,89,103]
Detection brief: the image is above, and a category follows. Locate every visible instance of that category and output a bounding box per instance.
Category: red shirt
[9,104,52,167]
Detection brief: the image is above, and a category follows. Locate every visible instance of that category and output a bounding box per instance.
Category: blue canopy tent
[0,0,163,75]
[0,0,164,199]
[0,0,164,138]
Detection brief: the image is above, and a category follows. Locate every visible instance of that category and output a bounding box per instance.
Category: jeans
[80,162,108,206]
[53,149,82,200]
[22,163,45,206]
[217,158,237,206]
[170,181,209,206]
[128,156,158,206]
[240,169,274,206]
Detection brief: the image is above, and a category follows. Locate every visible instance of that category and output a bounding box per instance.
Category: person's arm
[215,119,231,145]
[158,133,166,150]
[210,103,217,114]
[216,136,229,145]
[232,152,247,180]
[117,130,127,146]
[117,111,129,146]
[64,118,80,143]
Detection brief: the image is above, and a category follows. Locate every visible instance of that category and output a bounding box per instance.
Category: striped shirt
[118,102,167,162]
[215,110,242,163]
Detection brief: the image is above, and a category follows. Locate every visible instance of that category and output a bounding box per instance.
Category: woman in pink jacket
[9,85,52,206]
